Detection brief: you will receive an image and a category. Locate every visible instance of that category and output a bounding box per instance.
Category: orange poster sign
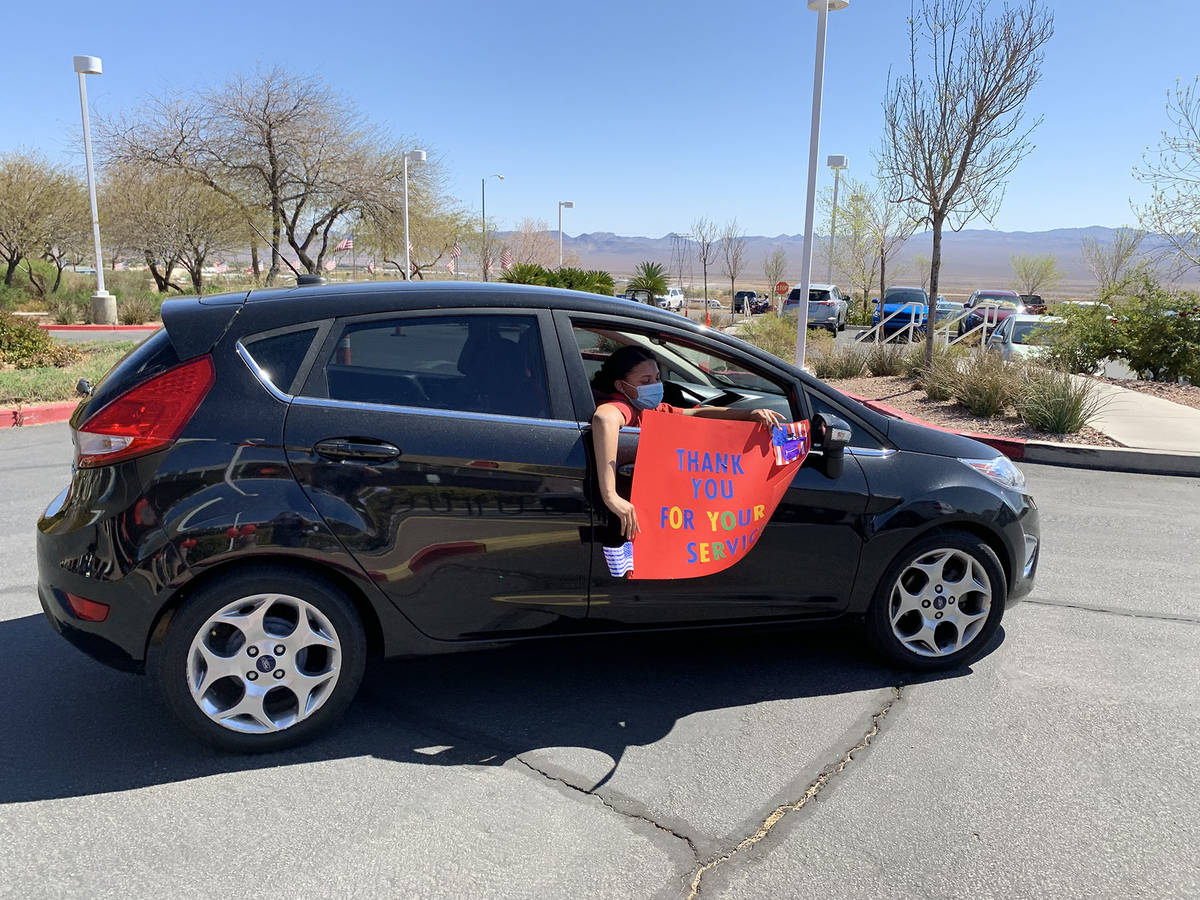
[623,410,809,580]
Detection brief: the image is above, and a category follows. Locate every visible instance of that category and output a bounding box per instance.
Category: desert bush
[846,302,874,326]
[1043,304,1120,374]
[1017,367,1108,434]
[118,295,155,325]
[46,293,81,324]
[0,312,81,368]
[813,346,866,379]
[865,343,908,377]
[917,354,961,401]
[1109,283,1200,382]
[952,351,1024,417]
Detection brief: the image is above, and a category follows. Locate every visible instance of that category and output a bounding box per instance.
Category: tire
[866,530,1007,671]
[151,567,367,752]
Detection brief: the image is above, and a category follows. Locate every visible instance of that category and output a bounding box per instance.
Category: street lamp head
[826,154,849,169]
[560,201,574,209]
[404,149,427,163]
[494,173,505,180]
[73,55,102,75]
[806,0,849,10]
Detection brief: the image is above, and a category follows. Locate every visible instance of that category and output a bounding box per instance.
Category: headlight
[958,455,1026,491]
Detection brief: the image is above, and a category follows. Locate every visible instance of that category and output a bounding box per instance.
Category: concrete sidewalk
[1081,378,1200,453]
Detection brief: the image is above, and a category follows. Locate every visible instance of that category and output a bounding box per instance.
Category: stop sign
[775,281,789,295]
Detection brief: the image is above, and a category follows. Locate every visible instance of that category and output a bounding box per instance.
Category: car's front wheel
[866,530,1006,670]
[152,567,367,752]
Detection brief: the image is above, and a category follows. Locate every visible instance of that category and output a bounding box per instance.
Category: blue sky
[4,0,1198,238]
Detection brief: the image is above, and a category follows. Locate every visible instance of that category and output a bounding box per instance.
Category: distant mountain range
[529,226,1187,297]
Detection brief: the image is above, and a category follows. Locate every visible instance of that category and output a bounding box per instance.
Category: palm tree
[500,263,550,286]
[628,261,668,296]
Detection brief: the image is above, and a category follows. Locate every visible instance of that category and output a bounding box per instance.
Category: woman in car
[591,344,784,540]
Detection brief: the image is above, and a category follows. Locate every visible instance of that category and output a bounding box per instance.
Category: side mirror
[811,412,851,479]
[871,298,879,305]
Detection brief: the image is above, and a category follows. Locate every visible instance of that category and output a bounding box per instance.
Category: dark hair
[591,344,658,394]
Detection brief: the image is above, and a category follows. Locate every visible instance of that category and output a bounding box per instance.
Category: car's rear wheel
[867,530,1006,671]
[152,567,366,752]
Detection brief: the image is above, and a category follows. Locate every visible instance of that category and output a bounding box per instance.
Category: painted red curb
[37,324,160,332]
[6,401,78,428]
[844,393,1027,460]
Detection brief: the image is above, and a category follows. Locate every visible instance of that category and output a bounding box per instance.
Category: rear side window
[243,328,319,394]
[315,314,551,420]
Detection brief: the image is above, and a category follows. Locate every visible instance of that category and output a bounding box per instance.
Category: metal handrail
[855,304,926,344]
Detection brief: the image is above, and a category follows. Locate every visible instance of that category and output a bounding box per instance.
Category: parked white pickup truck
[660,287,686,311]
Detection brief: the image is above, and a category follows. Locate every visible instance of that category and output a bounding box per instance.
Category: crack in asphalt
[1023,597,1200,624]
[513,756,700,863]
[685,686,903,899]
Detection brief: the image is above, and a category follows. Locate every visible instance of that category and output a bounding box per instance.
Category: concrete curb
[37,324,159,332]
[846,393,1200,478]
[6,402,77,428]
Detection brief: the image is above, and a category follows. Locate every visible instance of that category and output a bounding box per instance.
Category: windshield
[885,289,927,304]
[976,292,1018,304]
[1011,321,1059,344]
[979,299,1020,310]
[809,290,831,302]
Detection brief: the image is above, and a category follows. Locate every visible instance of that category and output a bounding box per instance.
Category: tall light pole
[557,200,574,268]
[795,0,850,370]
[826,154,848,285]
[402,149,426,281]
[481,173,504,281]
[73,55,115,325]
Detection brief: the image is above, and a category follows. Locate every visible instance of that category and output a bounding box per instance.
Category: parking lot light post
[402,150,426,281]
[558,201,574,268]
[826,154,848,285]
[481,174,504,282]
[795,0,849,369]
[73,55,115,325]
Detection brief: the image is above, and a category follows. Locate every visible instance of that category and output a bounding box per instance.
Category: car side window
[315,314,552,420]
[571,323,793,421]
[806,391,885,450]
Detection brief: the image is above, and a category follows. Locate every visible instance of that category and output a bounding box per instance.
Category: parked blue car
[872,286,929,336]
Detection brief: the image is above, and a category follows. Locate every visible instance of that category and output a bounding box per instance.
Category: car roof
[1007,314,1062,324]
[972,289,1019,296]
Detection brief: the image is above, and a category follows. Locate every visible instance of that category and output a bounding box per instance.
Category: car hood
[882,416,1001,459]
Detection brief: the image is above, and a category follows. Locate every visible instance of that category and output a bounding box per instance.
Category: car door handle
[313,438,401,463]
[617,464,635,477]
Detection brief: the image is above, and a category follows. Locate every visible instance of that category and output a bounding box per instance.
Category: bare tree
[864,182,920,319]
[42,179,91,293]
[1081,228,1146,298]
[879,0,1054,361]
[508,218,559,269]
[912,252,931,292]
[1134,78,1200,275]
[669,232,691,292]
[763,247,788,310]
[821,179,879,305]
[691,217,720,305]
[0,152,81,287]
[719,219,747,316]
[104,67,411,283]
[1010,253,1061,295]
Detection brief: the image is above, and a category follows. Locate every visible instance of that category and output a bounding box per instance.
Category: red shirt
[601,393,682,428]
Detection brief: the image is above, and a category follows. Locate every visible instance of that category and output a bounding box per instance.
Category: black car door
[554,310,873,626]
[284,308,594,641]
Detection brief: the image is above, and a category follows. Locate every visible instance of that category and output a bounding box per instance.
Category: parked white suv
[661,287,686,311]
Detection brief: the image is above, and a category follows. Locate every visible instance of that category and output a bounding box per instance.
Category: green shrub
[0,283,26,310]
[737,313,798,361]
[846,302,874,327]
[865,343,908,377]
[813,346,866,379]
[952,351,1023,417]
[1017,367,1109,435]
[0,312,81,368]
[1043,304,1121,374]
[1109,284,1200,382]
[46,293,81,325]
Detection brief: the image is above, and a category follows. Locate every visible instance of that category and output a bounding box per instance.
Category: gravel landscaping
[822,375,1122,447]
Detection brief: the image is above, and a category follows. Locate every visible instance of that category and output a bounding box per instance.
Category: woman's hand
[605,494,640,540]
[749,408,785,428]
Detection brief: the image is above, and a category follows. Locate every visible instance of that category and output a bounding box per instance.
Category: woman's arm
[683,406,785,427]
[591,404,640,539]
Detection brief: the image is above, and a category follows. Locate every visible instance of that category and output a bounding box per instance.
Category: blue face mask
[623,381,664,410]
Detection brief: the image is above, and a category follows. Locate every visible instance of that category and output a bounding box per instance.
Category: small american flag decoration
[603,542,635,578]
[771,420,811,467]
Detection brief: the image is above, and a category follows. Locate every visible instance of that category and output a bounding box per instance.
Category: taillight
[66,592,110,622]
[75,355,215,469]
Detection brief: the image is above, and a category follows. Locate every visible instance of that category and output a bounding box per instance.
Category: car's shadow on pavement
[0,613,1004,803]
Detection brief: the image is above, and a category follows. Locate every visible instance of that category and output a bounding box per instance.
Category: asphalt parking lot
[1,424,1196,898]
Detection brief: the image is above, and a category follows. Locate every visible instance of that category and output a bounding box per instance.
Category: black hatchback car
[38,282,1039,751]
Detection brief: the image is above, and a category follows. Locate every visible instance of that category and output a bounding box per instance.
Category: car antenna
[247,222,324,286]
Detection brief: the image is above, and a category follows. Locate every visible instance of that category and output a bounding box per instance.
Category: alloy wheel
[887,547,992,657]
[185,593,342,733]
